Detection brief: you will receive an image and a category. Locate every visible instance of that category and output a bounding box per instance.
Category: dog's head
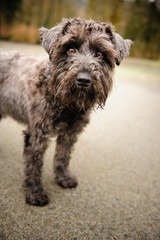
[40,18,132,111]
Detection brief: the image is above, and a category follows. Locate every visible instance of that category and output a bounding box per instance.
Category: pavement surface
[0,41,160,240]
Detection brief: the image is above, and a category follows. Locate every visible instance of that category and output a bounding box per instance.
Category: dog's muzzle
[76,71,91,88]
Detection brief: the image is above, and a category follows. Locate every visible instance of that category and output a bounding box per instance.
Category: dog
[0,18,132,206]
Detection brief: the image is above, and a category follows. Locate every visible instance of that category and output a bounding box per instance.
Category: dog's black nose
[77,72,91,88]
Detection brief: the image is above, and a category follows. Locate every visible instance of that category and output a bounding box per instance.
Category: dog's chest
[51,109,84,134]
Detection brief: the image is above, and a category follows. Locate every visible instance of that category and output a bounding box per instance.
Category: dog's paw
[26,191,49,206]
[56,175,78,188]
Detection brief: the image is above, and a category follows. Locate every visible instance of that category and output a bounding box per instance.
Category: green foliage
[124,0,160,59]
[0,0,160,59]
[0,0,22,23]
[87,0,123,25]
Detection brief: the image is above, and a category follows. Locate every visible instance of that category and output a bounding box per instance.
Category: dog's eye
[96,51,103,59]
[67,48,76,55]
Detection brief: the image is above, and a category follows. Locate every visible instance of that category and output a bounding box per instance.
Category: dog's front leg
[23,129,49,206]
[54,133,78,188]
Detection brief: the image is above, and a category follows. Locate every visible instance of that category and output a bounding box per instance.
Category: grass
[1,23,39,44]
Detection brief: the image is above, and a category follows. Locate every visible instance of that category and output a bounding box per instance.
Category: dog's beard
[47,67,113,111]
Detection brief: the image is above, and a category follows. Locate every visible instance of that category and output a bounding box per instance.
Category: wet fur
[0,18,132,206]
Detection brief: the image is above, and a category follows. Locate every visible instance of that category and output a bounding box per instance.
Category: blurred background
[0,0,160,59]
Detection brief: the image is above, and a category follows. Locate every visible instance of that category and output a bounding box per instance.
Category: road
[0,41,160,240]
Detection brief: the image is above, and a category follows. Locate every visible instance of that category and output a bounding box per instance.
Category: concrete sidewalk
[0,41,160,240]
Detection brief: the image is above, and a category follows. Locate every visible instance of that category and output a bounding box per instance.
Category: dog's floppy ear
[113,33,133,65]
[39,27,50,53]
[39,25,62,55]
[39,19,70,57]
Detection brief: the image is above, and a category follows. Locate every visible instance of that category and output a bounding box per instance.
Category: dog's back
[0,49,19,81]
[0,49,45,123]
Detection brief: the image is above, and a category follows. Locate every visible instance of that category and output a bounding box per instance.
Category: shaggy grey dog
[0,18,132,206]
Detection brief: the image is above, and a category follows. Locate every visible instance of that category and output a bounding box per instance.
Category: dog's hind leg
[0,114,2,120]
[23,129,49,206]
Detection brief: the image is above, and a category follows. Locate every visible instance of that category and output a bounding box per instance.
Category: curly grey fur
[0,18,132,206]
